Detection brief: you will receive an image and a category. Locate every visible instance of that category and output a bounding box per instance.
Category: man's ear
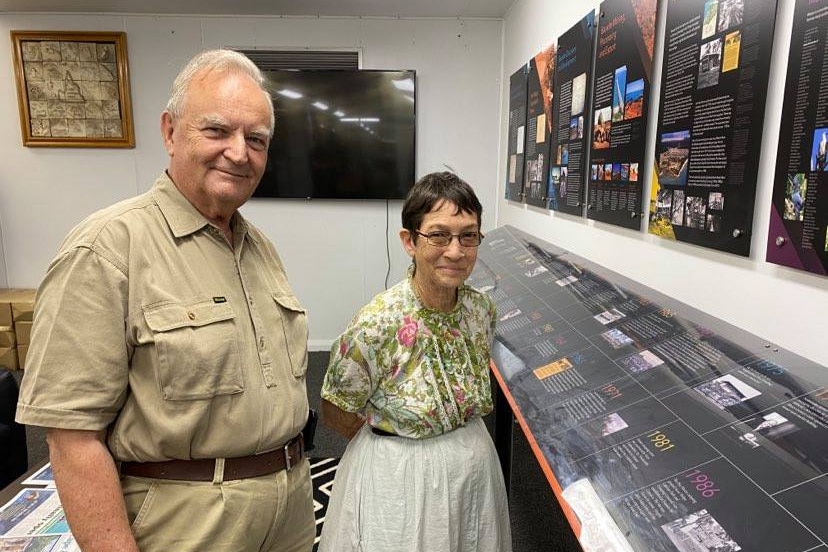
[399,229,416,258]
[160,111,175,156]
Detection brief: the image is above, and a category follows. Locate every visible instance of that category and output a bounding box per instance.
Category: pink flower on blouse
[453,384,466,405]
[397,315,418,347]
[339,340,348,356]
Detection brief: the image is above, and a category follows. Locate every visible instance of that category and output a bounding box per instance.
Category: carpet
[310,456,339,550]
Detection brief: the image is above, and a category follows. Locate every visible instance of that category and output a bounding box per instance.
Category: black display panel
[524,45,556,208]
[648,0,778,256]
[506,65,529,202]
[548,11,596,215]
[470,225,828,552]
[253,70,415,200]
[587,0,658,229]
[767,0,828,275]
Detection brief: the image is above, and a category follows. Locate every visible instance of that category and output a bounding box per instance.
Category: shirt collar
[151,172,257,243]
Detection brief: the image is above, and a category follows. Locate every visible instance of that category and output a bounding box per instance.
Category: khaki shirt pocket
[143,300,243,400]
[272,293,308,378]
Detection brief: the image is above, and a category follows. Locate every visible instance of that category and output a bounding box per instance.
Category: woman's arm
[321,398,365,440]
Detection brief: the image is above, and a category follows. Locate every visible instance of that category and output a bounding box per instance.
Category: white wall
[499,0,828,366]
[0,13,503,349]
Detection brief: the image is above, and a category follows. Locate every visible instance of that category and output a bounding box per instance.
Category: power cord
[385,199,391,290]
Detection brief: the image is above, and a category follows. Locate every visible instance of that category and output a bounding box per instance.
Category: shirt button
[188,312,196,320]
[259,337,265,349]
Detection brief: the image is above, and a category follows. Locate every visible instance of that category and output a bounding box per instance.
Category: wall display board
[548,11,597,215]
[470,225,828,552]
[587,0,658,229]
[767,0,828,275]
[648,0,778,256]
[506,65,530,202]
[524,45,557,208]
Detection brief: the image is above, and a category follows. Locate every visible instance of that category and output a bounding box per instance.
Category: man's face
[161,68,272,220]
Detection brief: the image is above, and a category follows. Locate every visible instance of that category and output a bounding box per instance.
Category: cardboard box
[0,289,36,326]
[0,303,11,327]
[14,320,32,346]
[0,329,18,370]
[17,343,28,370]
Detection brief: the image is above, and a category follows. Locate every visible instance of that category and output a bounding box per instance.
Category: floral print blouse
[321,277,497,438]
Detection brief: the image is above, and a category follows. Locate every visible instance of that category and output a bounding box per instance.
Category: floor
[12,352,582,551]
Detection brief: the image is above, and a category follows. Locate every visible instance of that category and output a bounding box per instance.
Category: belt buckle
[284,441,293,472]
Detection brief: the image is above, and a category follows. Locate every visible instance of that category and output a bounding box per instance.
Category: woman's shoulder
[350,280,414,326]
[460,284,495,310]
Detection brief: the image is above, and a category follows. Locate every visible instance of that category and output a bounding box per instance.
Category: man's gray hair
[165,49,275,136]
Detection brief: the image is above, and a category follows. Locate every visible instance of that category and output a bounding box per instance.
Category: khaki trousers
[122,458,315,551]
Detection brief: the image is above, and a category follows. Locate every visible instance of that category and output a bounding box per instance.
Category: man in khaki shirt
[16,49,315,551]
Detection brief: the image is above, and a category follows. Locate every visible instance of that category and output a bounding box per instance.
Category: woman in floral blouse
[318,172,512,552]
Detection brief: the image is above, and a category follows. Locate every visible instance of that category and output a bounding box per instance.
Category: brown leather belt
[120,434,304,481]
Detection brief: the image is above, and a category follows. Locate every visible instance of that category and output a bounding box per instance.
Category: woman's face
[401,200,480,303]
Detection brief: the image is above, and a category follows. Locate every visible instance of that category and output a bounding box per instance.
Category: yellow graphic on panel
[722,31,741,72]
[534,357,573,380]
[648,169,676,239]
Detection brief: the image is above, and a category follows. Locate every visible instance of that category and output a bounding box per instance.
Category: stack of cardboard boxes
[0,289,36,371]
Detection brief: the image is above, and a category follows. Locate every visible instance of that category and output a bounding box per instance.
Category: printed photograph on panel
[810,127,828,171]
[571,73,587,116]
[706,213,722,232]
[593,106,611,150]
[698,38,723,89]
[733,411,799,449]
[685,196,707,229]
[654,187,673,221]
[657,130,690,186]
[624,78,645,119]
[702,0,719,40]
[694,373,761,409]
[717,0,744,33]
[612,65,627,122]
[672,190,686,225]
[549,166,562,198]
[783,173,807,221]
[661,509,742,552]
[630,162,639,181]
[708,191,725,210]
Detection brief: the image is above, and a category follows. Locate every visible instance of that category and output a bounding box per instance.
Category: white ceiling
[0,0,515,18]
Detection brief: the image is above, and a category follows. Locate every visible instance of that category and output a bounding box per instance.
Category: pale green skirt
[318,417,513,552]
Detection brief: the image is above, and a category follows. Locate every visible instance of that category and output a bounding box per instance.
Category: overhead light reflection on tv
[254,69,416,200]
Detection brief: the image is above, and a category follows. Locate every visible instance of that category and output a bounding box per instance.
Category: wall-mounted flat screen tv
[253,69,416,200]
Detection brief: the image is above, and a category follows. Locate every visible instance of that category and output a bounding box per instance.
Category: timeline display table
[471,226,827,552]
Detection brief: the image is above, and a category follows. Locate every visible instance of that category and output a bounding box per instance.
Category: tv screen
[254,69,416,200]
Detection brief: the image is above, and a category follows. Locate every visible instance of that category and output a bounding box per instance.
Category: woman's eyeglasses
[413,230,484,247]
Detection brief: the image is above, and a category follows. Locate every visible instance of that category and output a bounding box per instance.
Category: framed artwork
[10,31,135,148]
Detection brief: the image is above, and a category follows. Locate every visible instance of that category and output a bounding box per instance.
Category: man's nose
[225,132,248,164]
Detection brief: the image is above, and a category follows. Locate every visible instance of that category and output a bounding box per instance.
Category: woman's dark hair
[401,172,483,238]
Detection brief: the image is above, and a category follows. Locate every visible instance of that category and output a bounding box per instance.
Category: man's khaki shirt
[16,173,309,462]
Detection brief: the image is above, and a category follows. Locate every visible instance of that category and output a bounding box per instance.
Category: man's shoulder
[60,189,158,252]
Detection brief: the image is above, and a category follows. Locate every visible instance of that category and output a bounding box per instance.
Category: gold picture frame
[11,31,135,148]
